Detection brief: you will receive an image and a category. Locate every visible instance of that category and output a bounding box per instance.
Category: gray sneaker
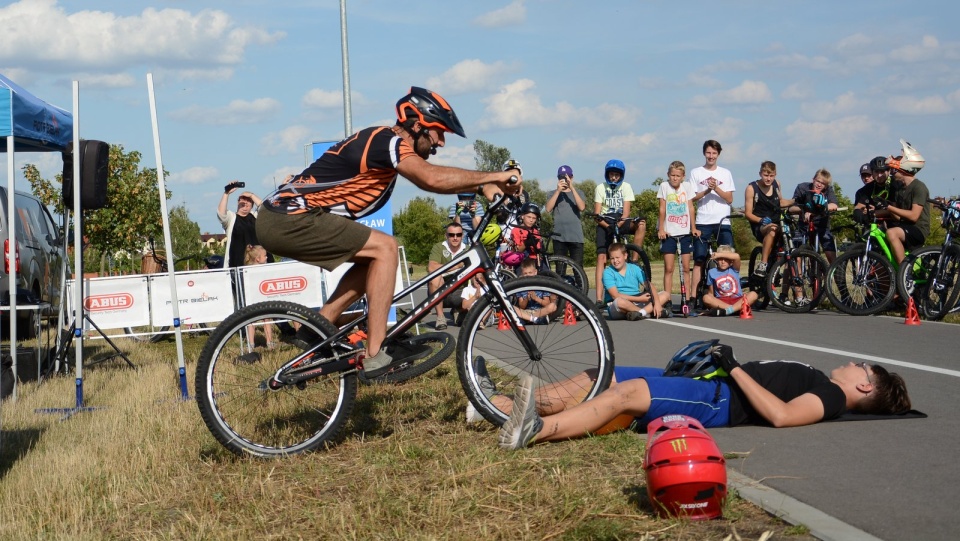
[466,356,497,423]
[362,349,396,378]
[435,316,448,331]
[498,375,543,450]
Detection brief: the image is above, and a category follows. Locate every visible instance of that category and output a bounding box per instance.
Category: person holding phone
[218,180,266,268]
[545,165,586,267]
[449,192,484,244]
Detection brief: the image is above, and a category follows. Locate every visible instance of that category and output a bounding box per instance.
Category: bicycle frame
[270,197,539,386]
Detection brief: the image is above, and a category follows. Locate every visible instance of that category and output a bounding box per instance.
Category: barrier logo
[85,293,134,312]
[260,276,307,295]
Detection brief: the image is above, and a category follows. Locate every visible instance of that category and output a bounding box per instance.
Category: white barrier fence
[66,259,408,339]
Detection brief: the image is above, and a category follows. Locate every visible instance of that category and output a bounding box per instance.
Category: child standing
[657,160,699,311]
[744,161,790,276]
[703,245,758,317]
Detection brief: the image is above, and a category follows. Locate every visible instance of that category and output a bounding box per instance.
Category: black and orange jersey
[262,126,417,219]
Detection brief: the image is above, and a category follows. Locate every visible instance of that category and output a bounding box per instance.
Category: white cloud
[169,98,281,125]
[0,0,283,77]
[785,115,875,150]
[429,144,476,170]
[692,80,773,107]
[302,88,343,109]
[800,91,859,121]
[557,132,656,160]
[260,166,303,190]
[781,82,813,101]
[886,95,952,115]
[890,35,941,62]
[260,125,317,155]
[426,59,515,94]
[479,79,639,130]
[168,166,219,185]
[75,72,136,89]
[473,1,526,28]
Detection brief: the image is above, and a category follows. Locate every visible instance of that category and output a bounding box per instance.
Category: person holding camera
[218,180,265,268]
[544,165,586,267]
[449,193,484,244]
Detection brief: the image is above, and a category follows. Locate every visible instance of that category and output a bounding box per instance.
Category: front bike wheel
[766,248,828,313]
[360,331,455,384]
[826,249,896,316]
[919,244,960,320]
[457,276,614,427]
[544,254,590,296]
[195,301,358,457]
[895,246,940,307]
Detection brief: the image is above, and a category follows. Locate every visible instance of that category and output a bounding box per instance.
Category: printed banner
[149,270,235,326]
[240,261,325,306]
[69,276,151,331]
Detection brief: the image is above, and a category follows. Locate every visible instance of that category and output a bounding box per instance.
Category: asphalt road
[607,306,959,541]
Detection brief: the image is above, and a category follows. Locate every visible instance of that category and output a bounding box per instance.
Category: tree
[169,205,202,270]
[393,196,447,264]
[23,144,171,274]
[473,140,511,172]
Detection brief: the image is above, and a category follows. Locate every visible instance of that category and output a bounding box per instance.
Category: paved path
[607,307,959,541]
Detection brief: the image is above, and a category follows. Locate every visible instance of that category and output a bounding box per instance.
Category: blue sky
[2,0,960,235]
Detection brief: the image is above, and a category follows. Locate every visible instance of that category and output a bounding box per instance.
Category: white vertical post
[146,73,188,398]
[72,81,84,407]
[5,135,17,400]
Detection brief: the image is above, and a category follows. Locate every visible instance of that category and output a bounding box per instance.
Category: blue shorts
[659,235,694,255]
[693,223,734,261]
[613,366,731,429]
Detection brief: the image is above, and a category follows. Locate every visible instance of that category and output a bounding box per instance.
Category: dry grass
[0,332,814,541]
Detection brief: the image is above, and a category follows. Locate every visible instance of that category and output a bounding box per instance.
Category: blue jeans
[693,223,734,261]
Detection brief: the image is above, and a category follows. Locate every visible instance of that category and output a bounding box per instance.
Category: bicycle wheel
[123,325,169,343]
[746,246,771,310]
[895,246,940,306]
[360,331,455,384]
[825,249,896,315]
[195,301,358,457]
[919,244,960,320]
[457,276,614,427]
[766,248,828,313]
[694,258,719,308]
[623,244,652,283]
[545,254,590,296]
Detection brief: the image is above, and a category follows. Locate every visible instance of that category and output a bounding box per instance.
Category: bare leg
[662,252,675,295]
[534,378,651,443]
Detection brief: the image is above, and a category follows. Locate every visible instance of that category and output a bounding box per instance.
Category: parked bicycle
[195,194,614,457]
[896,198,960,320]
[585,212,652,280]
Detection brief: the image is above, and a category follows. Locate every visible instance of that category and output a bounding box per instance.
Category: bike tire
[360,331,456,384]
[695,258,719,309]
[456,276,614,427]
[919,244,960,320]
[124,322,210,343]
[746,246,771,310]
[545,254,590,296]
[895,246,940,307]
[825,249,896,316]
[766,248,828,313]
[195,301,358,457]
[624,244,652,284]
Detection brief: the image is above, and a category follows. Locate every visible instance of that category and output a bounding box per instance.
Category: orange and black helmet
[396,87,466,138]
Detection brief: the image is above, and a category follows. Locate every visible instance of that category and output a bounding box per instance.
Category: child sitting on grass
[702,245,757,317]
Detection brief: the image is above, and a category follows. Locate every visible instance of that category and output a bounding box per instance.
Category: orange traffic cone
[904,297,921,326]
[497,311,511,331]
[739,302,753,320]
[562,303,577,325]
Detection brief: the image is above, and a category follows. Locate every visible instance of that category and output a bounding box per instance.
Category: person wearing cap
[876,140,931,265]
[448,192,484,244]
[544,165,586,267]
[218,181,266,268]
[257,87,521,378]
[859,163,873,186]
[702,245,757,316]
[854,156,899,222]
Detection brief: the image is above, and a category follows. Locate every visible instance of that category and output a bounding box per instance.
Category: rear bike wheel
[766,248,828,313]
[195,301,358,457]
[360,331,455,384]
[457,276,614,427]
[746,246,771,310]
[544,254,590,296]
[918,244,960,320]
[825,249,896,316]
[623,244,652,283]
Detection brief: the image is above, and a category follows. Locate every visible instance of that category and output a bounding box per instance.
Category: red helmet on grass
[644,415,727,520]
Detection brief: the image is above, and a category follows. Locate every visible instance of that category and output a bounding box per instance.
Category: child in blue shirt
[602,243,670,320]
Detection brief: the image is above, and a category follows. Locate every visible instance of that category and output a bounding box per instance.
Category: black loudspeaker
[62,140,110,210]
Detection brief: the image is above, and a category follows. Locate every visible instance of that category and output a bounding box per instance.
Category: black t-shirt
[749,180,781,220]
[854,181,898,207]
[726,360,847,426]
[227,213,259,268]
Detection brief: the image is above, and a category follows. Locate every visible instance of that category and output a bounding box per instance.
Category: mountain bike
[896,198,960,320]
[539,231,591,296]
[760,208,829,312]
[585,212,652,280]
[825,204,902,315]
[195,194,614,457]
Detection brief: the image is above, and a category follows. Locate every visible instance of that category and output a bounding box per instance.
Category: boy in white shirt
[689,140,736,304]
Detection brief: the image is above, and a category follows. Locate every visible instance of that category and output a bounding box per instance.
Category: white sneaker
[466,402,485,423]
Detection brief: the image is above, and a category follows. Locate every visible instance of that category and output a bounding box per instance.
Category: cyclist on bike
[854,155,898,222]
[744,160,789,276]
[593,159,634,307]
[690,140,737,302]
[791,168,840,263]
[876,139,930,265]
[257,87,522,378]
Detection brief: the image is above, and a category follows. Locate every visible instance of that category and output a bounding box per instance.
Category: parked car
[0,187,64,339]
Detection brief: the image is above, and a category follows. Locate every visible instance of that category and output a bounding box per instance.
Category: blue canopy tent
[1,73,72,399]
